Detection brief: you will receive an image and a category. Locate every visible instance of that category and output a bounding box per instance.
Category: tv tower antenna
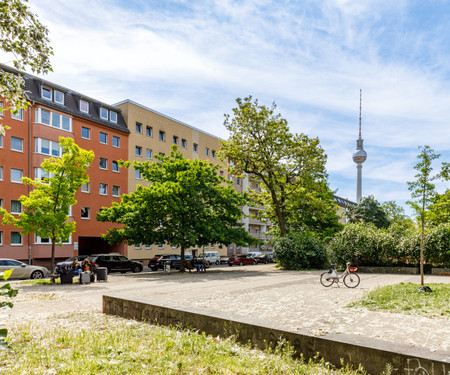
[352,89,367,203]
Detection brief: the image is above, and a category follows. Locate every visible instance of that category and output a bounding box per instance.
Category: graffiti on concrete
[403,358,449,375]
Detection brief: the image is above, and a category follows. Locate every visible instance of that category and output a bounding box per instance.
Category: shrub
[425,224,450,267]
[273,232,327,270]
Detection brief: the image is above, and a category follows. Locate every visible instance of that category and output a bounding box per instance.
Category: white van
[198,251,221,265]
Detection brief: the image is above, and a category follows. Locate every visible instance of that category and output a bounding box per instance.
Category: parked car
[249,252,263,258]
[197,251,221,265]
[148,254,196,271]
[228,254,257,266]
[255,253,277,264]
[0,259,50,280]
[90,254,143,273]
[219,257,229,265]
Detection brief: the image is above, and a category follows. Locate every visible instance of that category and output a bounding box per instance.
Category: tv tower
[352,89,367,203]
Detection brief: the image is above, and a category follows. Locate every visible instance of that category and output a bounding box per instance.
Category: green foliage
[0,0,53,134]
[98,146,256,270]
[0,272,18,350]
[424,224,450,267]
[380,200,413,228]
[345,195,390,229]
[273,232,327,270]
[327,223,397,267]
[0,137,94,273]
[348,283,450,318]
[427,190,450,226]
[220,96,336,236]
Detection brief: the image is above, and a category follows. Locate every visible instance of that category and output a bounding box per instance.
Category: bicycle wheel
[320,271,334,287]
[343,273,360,288]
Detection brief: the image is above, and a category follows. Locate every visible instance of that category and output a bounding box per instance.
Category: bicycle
[320,262,360,288]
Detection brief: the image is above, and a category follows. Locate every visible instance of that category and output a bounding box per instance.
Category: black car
[254,253,277,264]
[90,254,143,273]
[148,254,195,271]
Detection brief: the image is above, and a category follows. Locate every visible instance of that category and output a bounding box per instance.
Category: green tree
[0,138,94,277]
[427,190,450,226]
[345,195,390,229]
[407,145,440,286]
[97,146,256,272]
[0,0,53,134]
[219,96,331,236]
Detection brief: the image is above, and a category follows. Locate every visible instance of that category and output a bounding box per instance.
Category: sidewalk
[8,264,450,353]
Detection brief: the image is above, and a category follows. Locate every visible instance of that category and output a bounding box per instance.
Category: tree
[345,195,390,229]
[219,96,330,236]
[407,145,440,287]
[0,0,53,134]
[0,137,94,278]
[427,190,450,226]
[97,146,256,272]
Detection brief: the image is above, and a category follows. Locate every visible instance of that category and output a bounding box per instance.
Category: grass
[19,278,80,285]
[348,283,450,318]
[0,312,366,375]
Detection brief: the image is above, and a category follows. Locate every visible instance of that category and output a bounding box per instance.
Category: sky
[7,0,450,216]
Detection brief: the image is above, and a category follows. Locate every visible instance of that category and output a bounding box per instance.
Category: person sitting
[192,256,204,273]
[72,259,81,276]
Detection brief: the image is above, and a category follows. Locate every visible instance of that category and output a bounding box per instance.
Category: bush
[425,224,450,267]
[273,232,327,270]
[326,223,398,267]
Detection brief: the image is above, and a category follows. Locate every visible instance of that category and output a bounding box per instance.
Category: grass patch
[348,283,450,318]
[0,313,365,374]
[19,278,80,285]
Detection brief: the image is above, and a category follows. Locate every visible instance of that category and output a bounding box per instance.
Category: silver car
[0,259,50,280]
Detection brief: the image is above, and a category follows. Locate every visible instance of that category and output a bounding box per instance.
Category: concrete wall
[103,294,450,375]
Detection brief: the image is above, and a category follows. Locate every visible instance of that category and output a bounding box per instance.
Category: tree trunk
[51,239,56,283]
[180,246,185,273]
[420,191,425,286]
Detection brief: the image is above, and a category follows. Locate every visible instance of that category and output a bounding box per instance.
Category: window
[11,200,22,214]
[112,136,120,148]
[134,243,141,249]
[35,108,72,132]
[100,107,108,120]
[34,167,51,181]
[158,243,164,249]
[173,136,179,145]
[35,138,61,157]
[145,244,151,249]
[159,131,165,141]
[146,126,153,137]
[205,147,209,156]
[146,149,152,159]
[220,170,224,176]
[81,183,90,193]
[80,100,89,113]
[81,127,90,139]
[135,146,142,157]
[110,111,117,123]
[0,101,3,116]
[54,90,64,104]
[210,244,214,249]
[11,232,22,245]
[112,185,120,197]
[99,132,107,144]
[193,143,198,152]
[11,168,23,183]
[0,231,2,245]
[112,160,119,172]
[212,150,216,158]
[99,183,107,195]
[99,157,107,170]
[11,109,23,120]
[41,86,52,100]
[0,166,2,180]
[0,134,3,148]
[0,199,2,208]
[136,122,142,134]
[237,178,241,186]
[181,139,187,148]
[10,137,23,152]
[81,207,90,219]
[135,170,141,180]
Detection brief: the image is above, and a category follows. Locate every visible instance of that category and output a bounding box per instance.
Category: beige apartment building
[115,100,230,261]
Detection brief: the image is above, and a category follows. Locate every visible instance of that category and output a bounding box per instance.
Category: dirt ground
[7,264,450,353]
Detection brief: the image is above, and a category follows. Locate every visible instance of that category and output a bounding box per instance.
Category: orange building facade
[0,65,129,267]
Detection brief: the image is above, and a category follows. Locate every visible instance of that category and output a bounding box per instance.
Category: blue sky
[7,0,450,216]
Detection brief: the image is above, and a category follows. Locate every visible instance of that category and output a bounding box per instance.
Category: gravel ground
[6,264,450,353]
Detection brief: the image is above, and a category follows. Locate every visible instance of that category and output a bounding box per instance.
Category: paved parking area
[9,264,450,353]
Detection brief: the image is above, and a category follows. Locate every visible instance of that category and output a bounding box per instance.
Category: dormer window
[100,107,108,120]
[80,100,89,113]
[110,111,117,123]
[54,90,64,104]
[42,87,52,100]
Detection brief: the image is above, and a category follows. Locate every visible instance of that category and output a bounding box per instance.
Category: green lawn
[0,313,365,374]
[348,283,450,318]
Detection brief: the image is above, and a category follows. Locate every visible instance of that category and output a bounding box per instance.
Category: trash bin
[60,273,73,284]
[163,261,171,275]
[96,267,108,282]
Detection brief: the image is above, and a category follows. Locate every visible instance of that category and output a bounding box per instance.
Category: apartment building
[0,64,129,267]
[114,100,231,260]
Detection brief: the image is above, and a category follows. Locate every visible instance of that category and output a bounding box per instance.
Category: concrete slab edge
[102,294,450,375]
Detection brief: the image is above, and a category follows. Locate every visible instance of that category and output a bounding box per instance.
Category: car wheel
[150,266,158,271]
[253,261,257,265]
[215,260,219,265]
[228,263,233,267]
[120,271,126,274]
[264,260,268,264]
[239,261,244,266]
[133,265,142,273]
[30,270,44,279]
